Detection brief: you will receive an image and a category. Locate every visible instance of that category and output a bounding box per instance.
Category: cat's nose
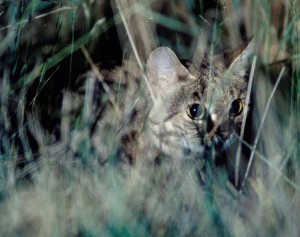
[217,129,231,140]
[205,113,232,140]
[216,121,232,140]
[210,113,218,123]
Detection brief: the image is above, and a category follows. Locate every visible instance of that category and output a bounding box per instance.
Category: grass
[0,0,299,236]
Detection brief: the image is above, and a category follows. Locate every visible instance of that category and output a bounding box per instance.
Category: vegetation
[0,0,299,236]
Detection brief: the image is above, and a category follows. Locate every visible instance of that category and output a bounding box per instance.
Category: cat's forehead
[189,60,246,93]
[170,61,247,112]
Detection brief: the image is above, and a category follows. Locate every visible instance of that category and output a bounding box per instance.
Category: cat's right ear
[146,47,190,96]
[222,38,255,77]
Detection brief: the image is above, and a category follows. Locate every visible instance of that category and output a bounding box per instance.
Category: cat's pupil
[230,99,243,116]
[188,104,204,120]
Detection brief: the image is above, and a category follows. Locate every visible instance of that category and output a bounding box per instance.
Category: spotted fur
[91,40,254,178]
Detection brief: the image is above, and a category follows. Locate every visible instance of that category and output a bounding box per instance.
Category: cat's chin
[222,133,238,151]
[188,133,238,164]
[164,132,235,159]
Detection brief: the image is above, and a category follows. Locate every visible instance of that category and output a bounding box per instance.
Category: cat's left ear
[146,47,190,97]
[222,38,254,77]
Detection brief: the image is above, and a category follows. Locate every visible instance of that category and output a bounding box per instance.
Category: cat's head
[145,40,254,160]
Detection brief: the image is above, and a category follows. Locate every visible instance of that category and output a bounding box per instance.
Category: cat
[90,40,254,182]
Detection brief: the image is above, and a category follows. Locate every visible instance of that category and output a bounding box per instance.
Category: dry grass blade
[0,1,299,236]
[0,7,76,31]
[115,0,156,103]
[234,56,257,187]
[80,46,120,115]
[238,137,300,192]
[241,66,286,188]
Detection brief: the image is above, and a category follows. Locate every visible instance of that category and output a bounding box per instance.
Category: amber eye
[230,99,243,116]
[187,104,205,120]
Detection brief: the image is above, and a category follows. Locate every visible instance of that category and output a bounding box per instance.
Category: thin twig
[115,0,156,103]
[80,46,120,115]
[234,56,257,187]
[241,66,286,188]
[0,6,76,31]
[14,18,107,89]
[271,137,297,189]
[237,136,300,192]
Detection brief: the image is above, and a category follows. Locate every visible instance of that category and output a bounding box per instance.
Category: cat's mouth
[205,123,232,141]
[195,132,237,169]
[215,129,233,141]
[203,115,238,142]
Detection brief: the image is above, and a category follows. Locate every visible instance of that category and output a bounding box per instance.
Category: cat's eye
[187,104,205,120]
[229,99,243,116]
